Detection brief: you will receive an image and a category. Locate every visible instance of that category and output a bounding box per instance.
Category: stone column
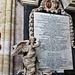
[10,0,16,75]
[0,0,7,75]
[3,0,12,75]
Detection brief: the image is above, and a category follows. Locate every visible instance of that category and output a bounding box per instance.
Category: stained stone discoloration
[34,12,73,72]
[10,0,16,75]
[0,0,6,75]
[14,0,24,75]
[3,0,12,75]
[3,55,10,75]
[29,0,74,74]
[12,37,41,75]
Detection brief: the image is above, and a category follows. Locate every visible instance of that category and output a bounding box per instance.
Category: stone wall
[0,1,3,45]
[14,0,24,75]
[0,0,24,75]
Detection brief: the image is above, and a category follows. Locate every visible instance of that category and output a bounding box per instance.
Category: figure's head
[29,37,36,44]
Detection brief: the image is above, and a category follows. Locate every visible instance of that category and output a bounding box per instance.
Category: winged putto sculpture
[11,37,41,75]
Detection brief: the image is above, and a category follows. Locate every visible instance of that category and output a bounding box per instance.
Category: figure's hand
[32,40,41,48]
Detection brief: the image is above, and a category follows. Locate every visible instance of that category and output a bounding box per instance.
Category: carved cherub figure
[11,37,41,75]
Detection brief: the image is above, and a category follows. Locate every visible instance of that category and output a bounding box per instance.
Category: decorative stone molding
[3,0,12,74]
[10,0,16,74]
[61,0,75,11]
[0,0,7,74]
[29,0,75,72]
[19,0,39,6]
[61,0,72,9]
[29,0,74,48]
[12,0,75,75]
[0,0,16,75]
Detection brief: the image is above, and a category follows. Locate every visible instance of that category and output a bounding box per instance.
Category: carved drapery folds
[12,37,41,75]
[0,0,7,74]
[12,37,56,75]
[11,0,74,75]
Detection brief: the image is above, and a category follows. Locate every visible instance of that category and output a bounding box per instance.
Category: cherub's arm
[17,68,26,75]
[33,41,41,48]
[17,70,24,74]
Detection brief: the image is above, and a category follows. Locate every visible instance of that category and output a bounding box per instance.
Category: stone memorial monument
[34,12,73,72]
[12,0,74,75]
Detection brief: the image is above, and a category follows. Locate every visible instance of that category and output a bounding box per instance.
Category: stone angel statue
[11,37,41,75]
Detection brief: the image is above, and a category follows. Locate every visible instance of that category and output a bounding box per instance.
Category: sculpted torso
[12,37,40,75]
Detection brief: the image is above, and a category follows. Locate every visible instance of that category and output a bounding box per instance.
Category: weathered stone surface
[61,0,75,11]
[34,12,73,72]
[19,0,39,6]
[3,0,12,75]
[10,0,16,75]
[61,0,72,9]
[0,1,3,32]
[0,0,6,75]
[14,0,24,75]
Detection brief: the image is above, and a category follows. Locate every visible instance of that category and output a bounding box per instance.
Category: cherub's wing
[11,40,29,56]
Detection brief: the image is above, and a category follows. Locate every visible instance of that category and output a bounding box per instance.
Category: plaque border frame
[11,0,74,74]
[29,0,74,74]
[29,0,74,48]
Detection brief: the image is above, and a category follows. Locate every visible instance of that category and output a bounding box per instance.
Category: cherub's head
[29,37,36,44]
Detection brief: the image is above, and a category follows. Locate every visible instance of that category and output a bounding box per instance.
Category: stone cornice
[19,0,39,6]
[61,0,75,11]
